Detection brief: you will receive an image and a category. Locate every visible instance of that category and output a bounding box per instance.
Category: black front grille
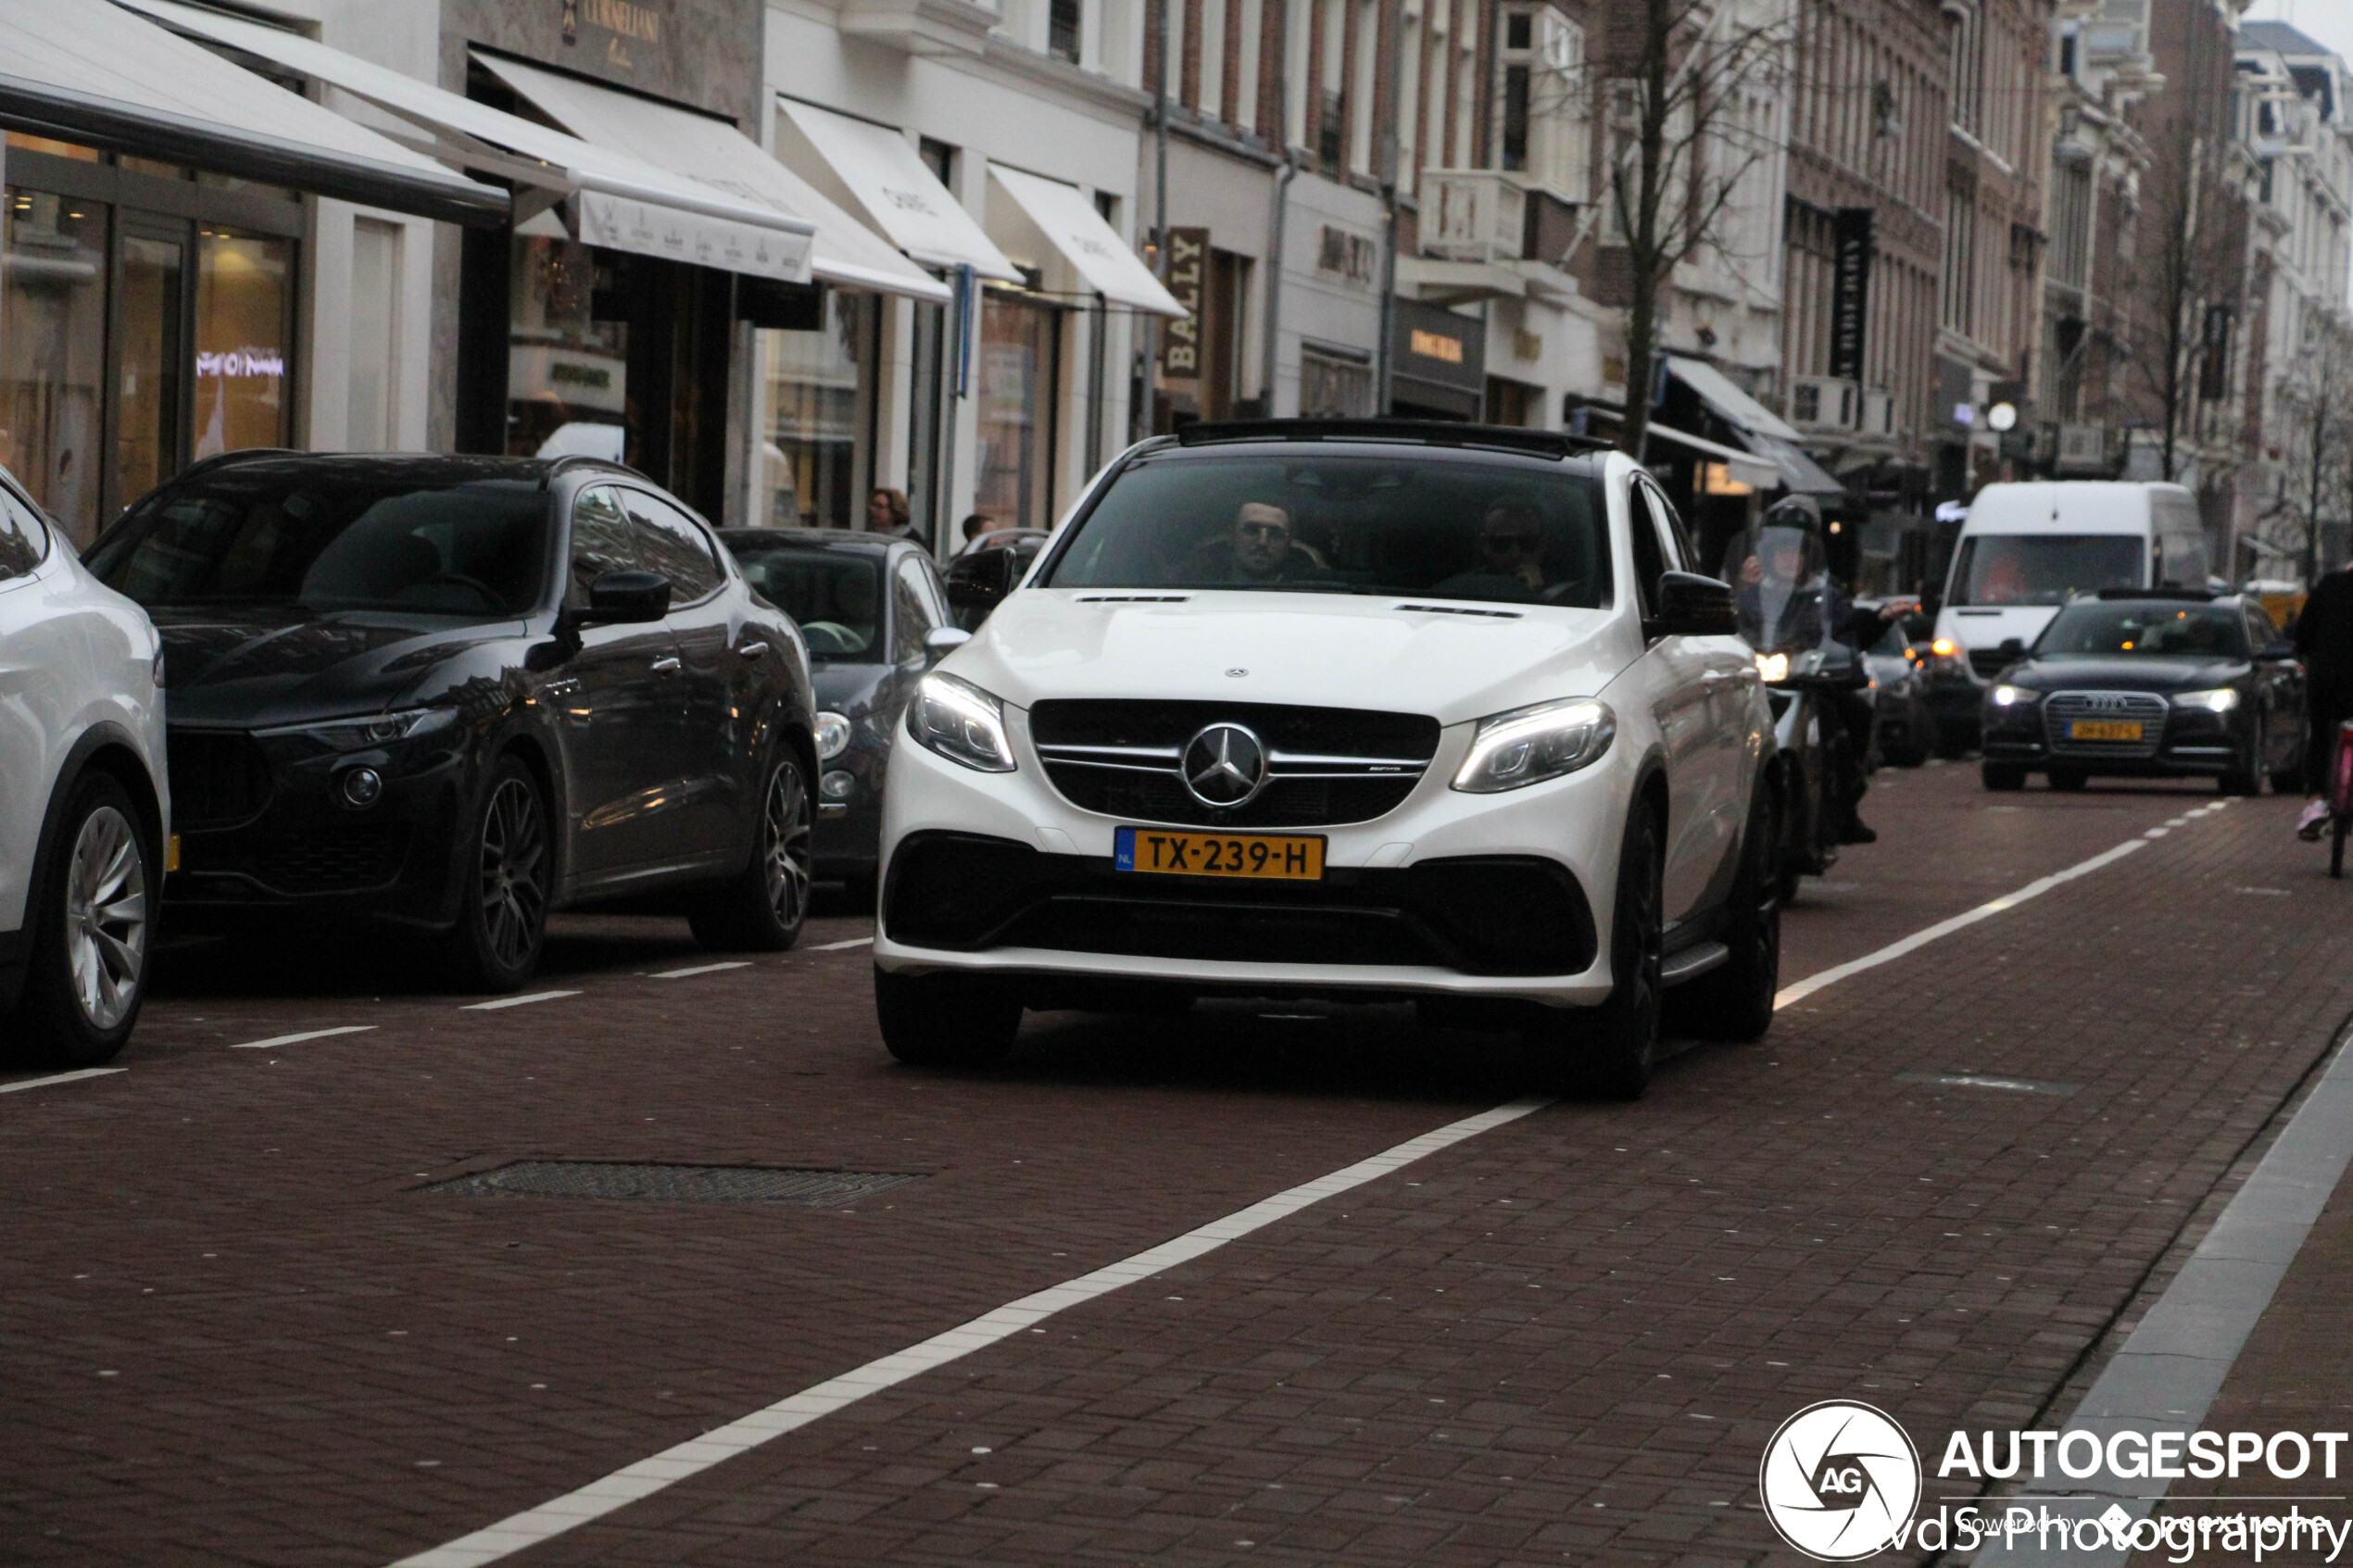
[884,832,1594,977]
[1029,699,1441,827]
[168,730,271,828]
[181,823,411,896]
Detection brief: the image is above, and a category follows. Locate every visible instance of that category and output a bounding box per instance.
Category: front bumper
[874,701,1629,1006]
[1981,703,2243,776]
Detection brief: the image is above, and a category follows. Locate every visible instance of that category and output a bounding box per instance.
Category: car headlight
[815,710,852,761]
[258,707,460,750]
[1990,684,2040,707]
[2173,688,2240,713]
[1452,697,1616,794]
[1755,652,1791,684]
[909,673,1016,772]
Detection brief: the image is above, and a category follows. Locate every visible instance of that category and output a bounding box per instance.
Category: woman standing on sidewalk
[2296,566,2353,839]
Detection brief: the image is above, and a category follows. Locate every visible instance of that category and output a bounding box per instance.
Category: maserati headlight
[909,673,1016,772]
[815,710,852,761]
[2173,688,2240,713]
[1990,684,2040,707]
[1452,698,1616,794]
[259,707,460,751]
[1755,652,1791,684]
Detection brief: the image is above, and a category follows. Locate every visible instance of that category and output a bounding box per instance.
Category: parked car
[872,420,1779,1098]
[86,453,818,989]
[1979,589,2306,793]
[1856,604,1938,767]
[719,528,963,897]
[0,464,170,1065]
[946,528,1050,629]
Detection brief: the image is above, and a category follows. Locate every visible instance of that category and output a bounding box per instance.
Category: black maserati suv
[86,453,819,988]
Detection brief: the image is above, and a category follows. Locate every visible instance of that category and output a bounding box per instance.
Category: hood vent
[1393,603,1524,619]
[1076,594,1190,604]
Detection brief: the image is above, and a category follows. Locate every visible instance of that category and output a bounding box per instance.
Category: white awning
[1743,432,1849,497]
[0,0,501,225]
[986,164,1186,317]
[1667,356,1802,441]
[472,55,945,303]
[1644,423,1780,488]
[118,0,815,282]
[775,98,1018,282]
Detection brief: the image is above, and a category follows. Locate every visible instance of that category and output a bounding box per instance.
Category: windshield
[2037,601,2246,659]
[1721,523,1832,654]
[731,546,883,659]
[1952,533,2145,607]
[89,474,550,617]
[1040,450,1613,609]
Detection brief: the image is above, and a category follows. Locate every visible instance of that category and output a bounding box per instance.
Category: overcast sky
[2242,0,2353,68]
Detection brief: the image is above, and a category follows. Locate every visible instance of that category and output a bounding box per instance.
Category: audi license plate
[1114,827,1326,881]
[2069,720,2144,742]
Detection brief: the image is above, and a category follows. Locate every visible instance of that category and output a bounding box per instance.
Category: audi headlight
[2173,688,2240,713]
[815,710,852,761]
[1755,652,1791,684]
[909,673,1016,772]
[1452,698,1616,794]
[259,707,460,751]
[1990,684,2041,707]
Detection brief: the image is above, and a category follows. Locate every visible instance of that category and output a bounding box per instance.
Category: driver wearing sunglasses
[1433,497,1553,602]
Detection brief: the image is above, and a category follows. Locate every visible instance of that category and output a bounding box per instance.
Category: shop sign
[1159,226,1208,381]
[1830,207,1873,381]
[1391,299,1485,394]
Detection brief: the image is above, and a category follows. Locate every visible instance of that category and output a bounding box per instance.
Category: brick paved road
[3,764,2347,1567]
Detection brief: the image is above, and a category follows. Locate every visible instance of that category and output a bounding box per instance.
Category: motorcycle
[1722,517,1869,902]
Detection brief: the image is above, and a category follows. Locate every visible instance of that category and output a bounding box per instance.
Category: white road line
[650,962,751,980]
[460,990,582,1012]
[0,1068,125,1094]
[230,1025,377,1050]
[811,936,875,951]
[391,808,2208,1567]
[390,1097,1549,1568]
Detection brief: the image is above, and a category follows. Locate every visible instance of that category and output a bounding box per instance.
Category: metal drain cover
[426,1161,924,1206]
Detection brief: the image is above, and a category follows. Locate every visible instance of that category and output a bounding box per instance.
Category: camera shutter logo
[1758,1400,1922,1562]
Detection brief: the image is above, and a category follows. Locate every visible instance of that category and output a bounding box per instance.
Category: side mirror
[579,570,671,626]
[2259,640,2297,662]
[1644,571,1739,638]
[924,625,973,662]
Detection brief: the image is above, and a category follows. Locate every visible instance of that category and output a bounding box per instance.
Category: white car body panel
[0,487,170,942]
[1935,481,2203,665]
[875,446,1768,1007]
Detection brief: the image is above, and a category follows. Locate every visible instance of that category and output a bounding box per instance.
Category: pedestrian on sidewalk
[2296,565,2353,840]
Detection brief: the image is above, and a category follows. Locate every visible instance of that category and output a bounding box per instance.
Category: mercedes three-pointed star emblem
[1180,722,1268,809]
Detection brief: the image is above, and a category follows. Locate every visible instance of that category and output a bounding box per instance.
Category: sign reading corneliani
[574,190,812,282]
[1829,207,1873,383]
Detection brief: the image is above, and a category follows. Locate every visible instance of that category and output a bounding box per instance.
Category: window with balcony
[1504,65,1531,171]
[1049,0,1080,64]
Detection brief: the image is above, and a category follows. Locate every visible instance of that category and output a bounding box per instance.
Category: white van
[1932,481,2207,689]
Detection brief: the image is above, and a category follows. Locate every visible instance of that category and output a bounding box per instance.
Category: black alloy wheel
[446,758,549,992]
[1667,784,1780,1043]
[1533,803,1663,1099]
[688,749,813,951]
[9,772,152,1067]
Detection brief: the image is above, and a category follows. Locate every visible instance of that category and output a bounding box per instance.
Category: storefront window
[757,293,866,528]
[976,292,1060,530]
[1,190,107,540]
[1300,346,1373,418]
[117,233,184,505]
[507,235,626,461]
[193,229,293,460]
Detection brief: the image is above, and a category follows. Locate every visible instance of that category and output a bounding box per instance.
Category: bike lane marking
[0,1068,125,1094]
[230,1026,378,1050]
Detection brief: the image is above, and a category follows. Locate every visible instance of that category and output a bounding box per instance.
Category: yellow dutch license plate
[1115,827,1327,881]
[2070,720,2144,742]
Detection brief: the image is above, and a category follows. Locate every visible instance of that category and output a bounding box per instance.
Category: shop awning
[1642,423,1780,488]
[472,55,946,304]
[986,164,1185,316]
[0,0,502,226]
[1667,356,1803,442]
[1743,432,1849,498]
[118,0,816,282]
[776,98,1018,282]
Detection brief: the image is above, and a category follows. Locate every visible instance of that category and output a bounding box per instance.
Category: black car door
[2246,600,2303,772]
[621,488,745,863]
[554,484,686,880]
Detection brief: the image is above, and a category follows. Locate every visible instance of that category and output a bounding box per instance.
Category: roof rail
[544,453,650,484]
[1171,419,1611,459]
[2092,585,2224,601]
[172,447,300,483]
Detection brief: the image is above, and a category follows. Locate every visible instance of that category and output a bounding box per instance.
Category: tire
[1532,803,1662,1100]
[688,749,813,951]
[442,757,550,993]
[1982,763,2027,792]
[2046,766,2088,792]
[874,965,1021,1068]
[1666,785,1779,1043]
[9,773,153,1068]
[2221,720,2263,797]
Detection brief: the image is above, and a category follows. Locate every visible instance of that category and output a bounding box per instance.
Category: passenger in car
[1183,502,1329,584]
